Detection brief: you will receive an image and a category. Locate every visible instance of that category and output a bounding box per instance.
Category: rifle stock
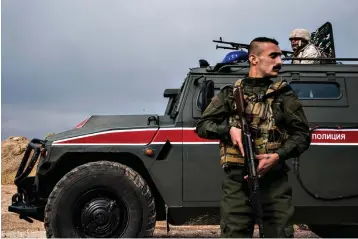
[235,86,265,238]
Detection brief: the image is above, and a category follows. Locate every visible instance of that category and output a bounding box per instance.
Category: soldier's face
[290,38,301,51]
[253,43,283,77]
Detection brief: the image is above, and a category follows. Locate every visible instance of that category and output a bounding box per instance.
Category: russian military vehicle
[8,22,358,238]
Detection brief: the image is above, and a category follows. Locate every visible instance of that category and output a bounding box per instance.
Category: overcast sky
[2,0,358,140]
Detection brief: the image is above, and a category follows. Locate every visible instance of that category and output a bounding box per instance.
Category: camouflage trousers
[220,165,294,238]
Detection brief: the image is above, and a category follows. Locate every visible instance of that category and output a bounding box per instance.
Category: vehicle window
[289,81,341,99]
[196,88,221,110]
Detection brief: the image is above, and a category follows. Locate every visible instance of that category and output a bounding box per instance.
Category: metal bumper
[8,138,46,222]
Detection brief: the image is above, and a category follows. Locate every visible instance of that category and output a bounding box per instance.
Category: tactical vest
[220,78,289,167]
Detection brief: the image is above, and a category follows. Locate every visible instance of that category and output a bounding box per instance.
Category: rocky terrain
[1,136,318,238]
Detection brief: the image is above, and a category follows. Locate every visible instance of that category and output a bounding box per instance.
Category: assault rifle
[235,85,264,238]
[214,37,293,57]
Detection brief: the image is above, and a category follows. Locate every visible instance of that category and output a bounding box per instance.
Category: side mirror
[200,79,215,112]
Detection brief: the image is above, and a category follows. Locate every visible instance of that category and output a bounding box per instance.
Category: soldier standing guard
[195,37,311,238]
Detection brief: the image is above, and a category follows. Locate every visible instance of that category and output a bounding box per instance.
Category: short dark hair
[248,37,279,56]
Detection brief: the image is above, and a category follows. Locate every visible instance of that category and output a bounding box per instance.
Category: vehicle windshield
[168,77,187,119]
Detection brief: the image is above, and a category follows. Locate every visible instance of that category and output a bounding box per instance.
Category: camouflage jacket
[293,43,322,64]
[195,77,311,162]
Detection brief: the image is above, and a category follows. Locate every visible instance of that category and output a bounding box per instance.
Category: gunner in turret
[289,28,322,64]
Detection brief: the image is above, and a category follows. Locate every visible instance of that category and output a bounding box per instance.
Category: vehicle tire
[44,161,156,238]
[308,224,358,238]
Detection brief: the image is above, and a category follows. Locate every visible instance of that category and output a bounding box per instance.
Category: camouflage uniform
[292,43,322,64]
[195,77,311,238]
[289,28,323,64]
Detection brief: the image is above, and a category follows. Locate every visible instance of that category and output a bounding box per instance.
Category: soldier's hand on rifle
[229,127,245,156]
[244,153,279,180]
[256,153,279,176]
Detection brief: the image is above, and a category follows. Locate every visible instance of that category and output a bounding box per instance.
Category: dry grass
[1,136,39,184]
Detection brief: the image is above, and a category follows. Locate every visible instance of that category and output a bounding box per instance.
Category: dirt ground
[1,184,318,238]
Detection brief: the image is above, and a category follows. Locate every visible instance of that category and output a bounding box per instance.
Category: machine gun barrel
[215,45,239,50]
[213,37,293,57]
[235,86,264,238]
[213,37,249,49]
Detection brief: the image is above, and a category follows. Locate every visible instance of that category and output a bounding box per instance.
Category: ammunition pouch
[254,137,283,155]
[254,138,267,155]
[219,143,245,166]
[220,156,245,167]
[267,142,282,150]
[246,101,268,119]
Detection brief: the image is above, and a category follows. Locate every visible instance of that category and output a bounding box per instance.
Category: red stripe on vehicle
[151,128,216,143]
[151,129,182,143]
[52,128,358,145]
[54,129,158,144]
[311,130,358,144]
[74,117,90,128]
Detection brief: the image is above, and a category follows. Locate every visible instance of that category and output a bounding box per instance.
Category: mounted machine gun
[213,37,294,57]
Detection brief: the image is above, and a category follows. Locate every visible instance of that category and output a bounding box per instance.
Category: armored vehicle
[8,22,358,238]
